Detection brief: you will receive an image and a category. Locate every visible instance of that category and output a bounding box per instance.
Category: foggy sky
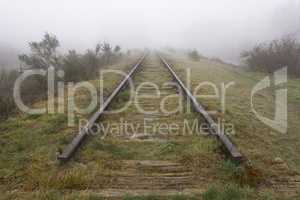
[0,0,299,63]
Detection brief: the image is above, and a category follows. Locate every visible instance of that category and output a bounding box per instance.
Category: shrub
[62,42,123,82]
[188,50,202,61]
[0,69,18,119]
[62,50,84,82]
[0,69,49,120]
[210,57,225,64]
[0,33,125,120]
[241,36,300,76]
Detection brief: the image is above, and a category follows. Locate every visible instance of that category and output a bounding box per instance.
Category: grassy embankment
[166,53,300,199]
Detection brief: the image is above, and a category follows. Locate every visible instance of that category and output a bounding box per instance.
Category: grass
[78,136,218,162]
[123,195,160,200]
[54,55,221,197]
[202,184,254,200]
[0,56,141,199]
[2,53,299,199]
[217,159,263,187]
[123,195,197,200]
[167,53,300,199]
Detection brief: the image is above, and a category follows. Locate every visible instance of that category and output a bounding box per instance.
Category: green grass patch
[80,136,217,162]
[218,160,263,186]
[202,184,254,200]
[123,195,197,200]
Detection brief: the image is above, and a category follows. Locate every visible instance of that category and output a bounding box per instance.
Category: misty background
[0,0,299,68]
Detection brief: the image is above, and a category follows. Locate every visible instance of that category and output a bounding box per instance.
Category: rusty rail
[58,52,243,163]
[58,53,147,161]
[158,54,243,163]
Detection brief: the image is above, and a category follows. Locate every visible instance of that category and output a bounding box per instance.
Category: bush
[62,50,84,82]
[241,36,300,76]
[62,42,123,82]
[0,33,125,120]
[0,69,18,119]
[188,49,202,61]
[210,57,225,64]
[0,69,48,120]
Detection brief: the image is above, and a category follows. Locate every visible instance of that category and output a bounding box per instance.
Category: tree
[63,50,83,81]
[188,49,201,61]
[95,43,101,55]
[84,49,100,76]
[114,45,121,53]
[101,42,112,64]
[19,32,60,70]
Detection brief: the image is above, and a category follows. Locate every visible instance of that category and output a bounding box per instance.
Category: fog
[0,0,299,66]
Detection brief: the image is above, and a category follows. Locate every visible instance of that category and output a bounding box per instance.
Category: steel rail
[58,53,147,161]
[158,54,243,163]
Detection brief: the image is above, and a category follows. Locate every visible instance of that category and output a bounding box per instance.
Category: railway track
[57,53,147,160]
[57,52,244,197]
[159,55,243,162]
[58,52,242,162]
